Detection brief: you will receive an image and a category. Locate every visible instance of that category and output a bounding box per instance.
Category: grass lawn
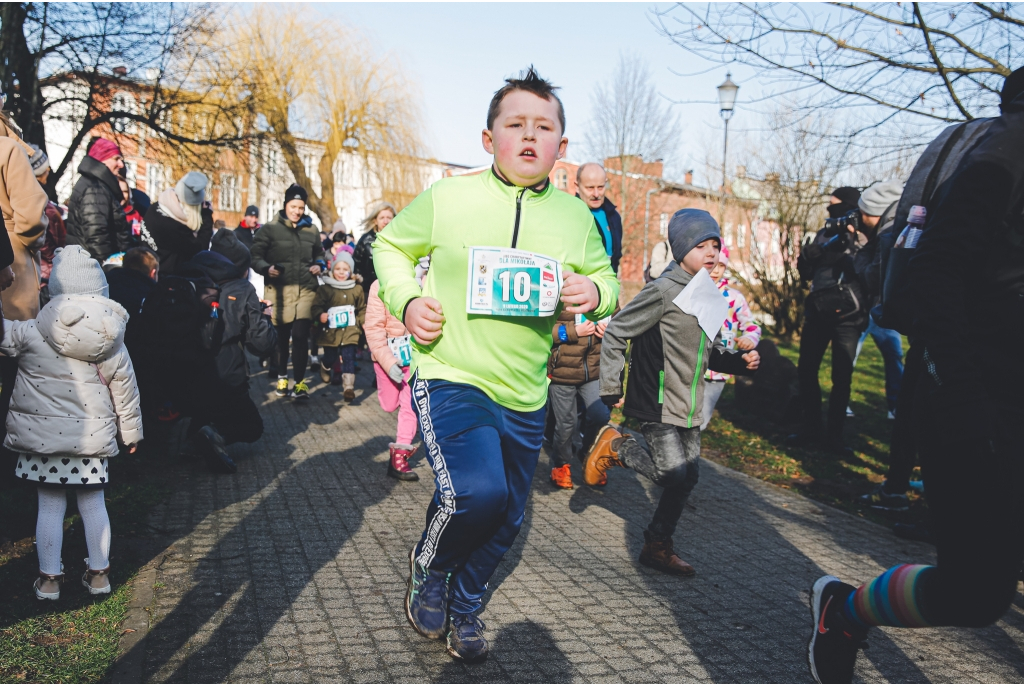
[0,446,173,683]
[614,335,924,527]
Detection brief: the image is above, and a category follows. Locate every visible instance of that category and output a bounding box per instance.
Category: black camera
[823,209,862,237]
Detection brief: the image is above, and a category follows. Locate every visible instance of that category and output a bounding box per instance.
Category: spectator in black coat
[234,205,260,249]
[107,246,158,317]
[576,163,623,274]
[180,228,276,473]
[352,201,396,290]
[65,139,131,264]
[145,171,214,275]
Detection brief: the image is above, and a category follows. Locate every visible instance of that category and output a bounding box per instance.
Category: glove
[388,363,404,384]
[601,395,621,407]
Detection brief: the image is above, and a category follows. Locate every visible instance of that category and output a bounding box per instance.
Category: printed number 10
[498,271,531,302]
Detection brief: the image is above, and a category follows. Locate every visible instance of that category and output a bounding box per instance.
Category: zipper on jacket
[511,187,526,248]
[685,333,706,428]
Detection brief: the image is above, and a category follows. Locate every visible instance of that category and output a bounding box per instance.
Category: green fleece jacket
[373,170,619,411]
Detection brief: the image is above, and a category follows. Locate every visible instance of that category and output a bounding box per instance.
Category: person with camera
[789,184,900,457]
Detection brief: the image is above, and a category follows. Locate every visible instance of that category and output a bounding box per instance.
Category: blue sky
[323,3,754,183]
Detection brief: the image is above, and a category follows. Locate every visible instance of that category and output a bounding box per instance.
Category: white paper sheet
[671,268,728,342]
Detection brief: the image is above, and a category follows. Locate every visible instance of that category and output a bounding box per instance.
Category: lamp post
[717,73,739,194]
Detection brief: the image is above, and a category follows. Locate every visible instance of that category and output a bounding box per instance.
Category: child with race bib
[583,210,759,577]
[311,252,365,400]
[365,261,426,482]
[373,67,619,663]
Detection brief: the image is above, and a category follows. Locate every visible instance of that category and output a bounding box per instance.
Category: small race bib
[388,335,413,367]
[327,305,356,329]
[467,247,561,317]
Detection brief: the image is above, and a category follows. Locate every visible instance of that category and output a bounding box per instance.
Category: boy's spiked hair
[486,65,566,134]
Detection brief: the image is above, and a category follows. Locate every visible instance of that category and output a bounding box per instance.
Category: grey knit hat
[331,251,355,274]
[858,179,904,217]
[667,209,721,262]
[175,171,208,207]
[49,246,109,298]
[27,144,49,177]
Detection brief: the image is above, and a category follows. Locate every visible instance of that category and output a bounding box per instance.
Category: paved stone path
[129,364,1024,683]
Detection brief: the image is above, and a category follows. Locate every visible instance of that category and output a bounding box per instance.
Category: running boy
[583,210,759,576]
[373,67,619,662]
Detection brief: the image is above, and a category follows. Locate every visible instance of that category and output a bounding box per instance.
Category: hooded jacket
[66,156,130,263]
[0,294,143,456]
[145,202,214,276]
[600,262,752,428]
[0,137,47,322]
[365,279,410,371]
[312,276,366,348]
[186,228,276,387]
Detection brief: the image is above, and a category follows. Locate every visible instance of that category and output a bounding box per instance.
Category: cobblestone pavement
[132,364,1024,683]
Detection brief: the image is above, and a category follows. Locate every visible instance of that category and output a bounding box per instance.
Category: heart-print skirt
[15,454,109,489]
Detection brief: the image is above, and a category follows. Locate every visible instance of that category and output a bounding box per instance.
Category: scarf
[157,187,203,233]
[321,274,355,290]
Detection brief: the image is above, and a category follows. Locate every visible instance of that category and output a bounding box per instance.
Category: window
[219,174,241,212]
[111,92,137,134]
[771,228,781,255]
[659,213,669,237]
[146,163,165,197]
[124,160,138,186]
[265,196,279,221]
[265,149,280,178]
[554,168,568,190]
[724,222,733,247]
[737,223,746,248]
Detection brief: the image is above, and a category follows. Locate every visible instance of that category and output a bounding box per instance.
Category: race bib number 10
[467,247,562,317]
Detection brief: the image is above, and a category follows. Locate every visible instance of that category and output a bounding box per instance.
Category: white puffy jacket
[1,294,143,456]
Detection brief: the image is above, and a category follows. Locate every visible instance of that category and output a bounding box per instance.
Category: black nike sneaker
[808,575,869,684]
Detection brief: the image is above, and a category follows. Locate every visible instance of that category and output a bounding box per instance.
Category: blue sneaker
[447,612,489,663]
[405,547,450,639]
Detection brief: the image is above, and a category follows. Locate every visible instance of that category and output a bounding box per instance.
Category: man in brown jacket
[0,101,48,454]
[546,308,612,489]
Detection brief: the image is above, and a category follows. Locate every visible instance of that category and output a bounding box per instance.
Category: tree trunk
[0,4,46,146]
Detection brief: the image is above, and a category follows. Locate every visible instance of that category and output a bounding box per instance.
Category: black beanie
[830,186,861,206]
[1001,66,1024,113]
[284,183,308,205]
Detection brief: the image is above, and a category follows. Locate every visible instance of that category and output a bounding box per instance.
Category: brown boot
[388,443,419,481]
[319,362,331,384]
[639,533,696,576]
[342,373,356,401]
[583,425,624,486]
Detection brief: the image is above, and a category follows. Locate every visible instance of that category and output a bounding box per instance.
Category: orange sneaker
[550,464,573,489]
[584,425,624,486]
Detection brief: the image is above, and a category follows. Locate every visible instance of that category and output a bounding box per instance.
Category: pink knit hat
[88,139,121,163]
[718,246,730,265]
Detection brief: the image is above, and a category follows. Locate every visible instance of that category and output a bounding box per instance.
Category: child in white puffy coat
[2,246,143,600]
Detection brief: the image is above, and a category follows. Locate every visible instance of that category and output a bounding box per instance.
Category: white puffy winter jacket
[1,294,143,456]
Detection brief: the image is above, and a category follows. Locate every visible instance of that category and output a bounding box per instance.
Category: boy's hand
[128,443,138,454]
[320,313,329,324]
[595,319,608,339]
[309,264,322,275]
[561,273,599,314]
[575,320,596,338]
[742,350,760,370]
[405,297,445,345]
[735,337,756,350]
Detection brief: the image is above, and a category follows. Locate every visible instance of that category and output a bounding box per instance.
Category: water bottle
[894,205,926,249]
[210,302,220,319]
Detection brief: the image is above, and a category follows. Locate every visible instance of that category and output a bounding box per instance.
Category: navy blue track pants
[411,374,545,615]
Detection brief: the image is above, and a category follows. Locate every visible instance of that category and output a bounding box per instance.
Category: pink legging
[374,362,417,445]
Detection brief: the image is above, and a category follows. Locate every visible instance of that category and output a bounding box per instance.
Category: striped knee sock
[843,564,937,629]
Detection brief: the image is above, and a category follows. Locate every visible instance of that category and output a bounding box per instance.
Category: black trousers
[796,314,866,439]
[187,382,264,446]
[273,319,312,382]
[884,342,923,492]
[914,373,1023,626]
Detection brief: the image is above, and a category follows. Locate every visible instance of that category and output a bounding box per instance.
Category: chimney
[113,66,128,77]
[684,169,694,185]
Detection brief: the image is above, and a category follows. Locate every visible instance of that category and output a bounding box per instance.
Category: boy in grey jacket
[584,209,759,576]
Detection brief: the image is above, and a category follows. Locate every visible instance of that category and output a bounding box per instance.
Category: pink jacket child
[366,279,418,481]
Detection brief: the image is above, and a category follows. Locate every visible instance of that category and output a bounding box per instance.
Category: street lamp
[717,73,739,194]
